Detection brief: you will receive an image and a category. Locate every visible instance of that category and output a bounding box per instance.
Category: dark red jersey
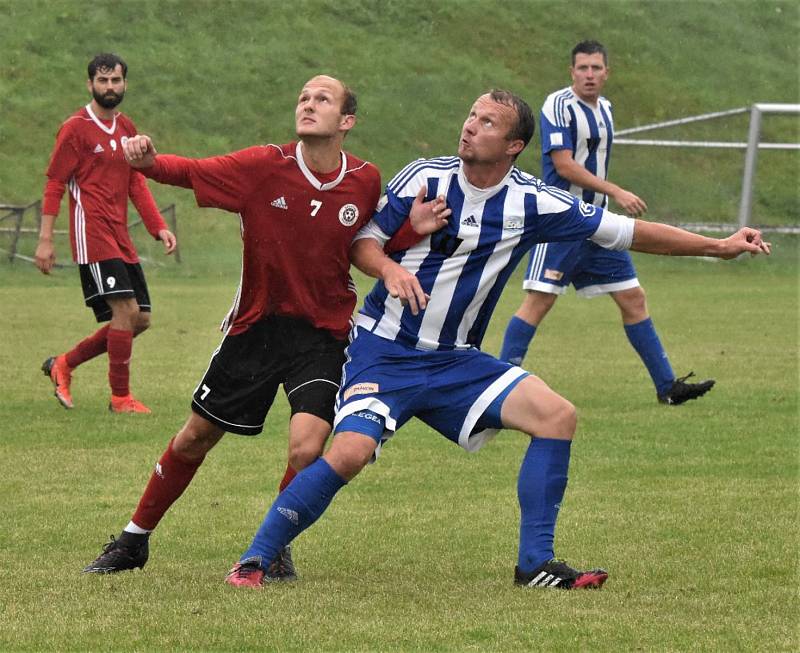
[145,142,381,339]
[42,105,167,264]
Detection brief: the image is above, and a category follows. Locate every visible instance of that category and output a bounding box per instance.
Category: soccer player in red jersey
[36,53,177,413]
[82,74,432,581]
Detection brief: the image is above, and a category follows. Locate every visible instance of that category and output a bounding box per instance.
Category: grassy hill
[1,0,798,271]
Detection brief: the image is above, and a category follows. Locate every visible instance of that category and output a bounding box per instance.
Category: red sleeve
[356,165,423,253]
[141,154,194,188]
[143,147,265,214]
[384,219,424,254]
[42,126,80,216]
[129,170,168,238]
[42,178,67,217]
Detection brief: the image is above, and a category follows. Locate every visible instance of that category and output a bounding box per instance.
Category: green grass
[0,239,797,652]
[1,1,798,650]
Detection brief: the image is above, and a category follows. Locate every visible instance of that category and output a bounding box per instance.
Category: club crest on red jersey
[339,203,359,226]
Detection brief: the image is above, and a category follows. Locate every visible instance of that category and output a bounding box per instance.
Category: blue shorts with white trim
[333,328,528,456]
[522,240,639,297]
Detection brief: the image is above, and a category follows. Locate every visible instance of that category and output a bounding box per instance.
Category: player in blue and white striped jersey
[233,89,769,590]
[501,40,714,406]
[354,155,622,352]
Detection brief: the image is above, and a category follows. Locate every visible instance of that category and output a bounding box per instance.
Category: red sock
[107,328,133,397]
[65,325,110,369]
[131,437,204,531]
[278,464,297,492]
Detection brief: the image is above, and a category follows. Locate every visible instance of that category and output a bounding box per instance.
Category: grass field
[0,237,797,652]
[1,0,798,650]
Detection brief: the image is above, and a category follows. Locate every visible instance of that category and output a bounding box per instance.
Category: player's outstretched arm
[124,134,158,169]
[351,236,429,315]
[631,220,771,259]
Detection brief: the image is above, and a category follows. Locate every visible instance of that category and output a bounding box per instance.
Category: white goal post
[614,103,800,228]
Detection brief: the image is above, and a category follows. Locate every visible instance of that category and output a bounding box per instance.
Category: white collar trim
[457,160,514,202]
[85,103,117,135]
[295,142,347,191]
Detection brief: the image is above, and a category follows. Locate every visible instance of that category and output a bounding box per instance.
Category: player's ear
[506,139,525,158]
[340,113,356,132]
[86,78,93,94]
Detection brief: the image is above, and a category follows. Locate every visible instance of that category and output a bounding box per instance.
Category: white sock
[123,521,151,535]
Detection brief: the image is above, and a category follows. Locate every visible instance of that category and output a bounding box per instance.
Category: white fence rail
[615,103,800,227]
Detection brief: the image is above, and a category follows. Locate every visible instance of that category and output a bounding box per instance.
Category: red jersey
[145,142,381,339]
[42,105,167,264]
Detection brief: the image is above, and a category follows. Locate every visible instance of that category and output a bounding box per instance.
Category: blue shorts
[522,240,639,297]
[333,328,528,456]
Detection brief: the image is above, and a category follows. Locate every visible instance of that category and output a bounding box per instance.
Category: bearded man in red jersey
[36,53,177,414]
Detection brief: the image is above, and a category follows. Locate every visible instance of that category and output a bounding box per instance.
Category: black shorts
[191,315,347,436]
[79,259,151,323]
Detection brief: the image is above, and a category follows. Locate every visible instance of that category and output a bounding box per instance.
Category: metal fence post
[9,207,24,263]
[737,105,762,228]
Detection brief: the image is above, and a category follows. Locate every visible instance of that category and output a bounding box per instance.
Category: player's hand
[612,188,647,218]
[124,134,158,168]
[158,229,177,255]
[382,260,429,315]
[34,238,56,274]
[409,186,451,235]
[718,227,771,259]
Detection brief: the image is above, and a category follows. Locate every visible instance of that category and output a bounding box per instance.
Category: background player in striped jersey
[82,74,429,582]
[229,89,769,590]
[499,40,714,405]
[36,53,177,414]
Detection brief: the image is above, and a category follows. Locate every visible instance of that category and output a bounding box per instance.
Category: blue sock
[624,318,675,395]
[240,458,346,565]
[499,316,537,365]
[517,437,571,573]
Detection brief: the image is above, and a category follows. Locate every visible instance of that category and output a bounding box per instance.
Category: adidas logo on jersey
[271,196,288,210]
[461,214,479,228]
[93,144,105,153]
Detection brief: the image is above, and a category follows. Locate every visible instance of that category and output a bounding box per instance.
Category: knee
[134,312,151,336]
[519,291,557,324]
[618,287,648,322]
[173,421,222,462]
[288,438,325,471]
[629,287,648,313]
[546,397,577,440]
[334,450,372,480]
[324,434,375,481]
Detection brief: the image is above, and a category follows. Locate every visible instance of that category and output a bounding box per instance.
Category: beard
[93,87,124,109]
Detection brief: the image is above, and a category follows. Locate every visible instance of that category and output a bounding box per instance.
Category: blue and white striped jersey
[540,86,614,207]
[356,157,630,351]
